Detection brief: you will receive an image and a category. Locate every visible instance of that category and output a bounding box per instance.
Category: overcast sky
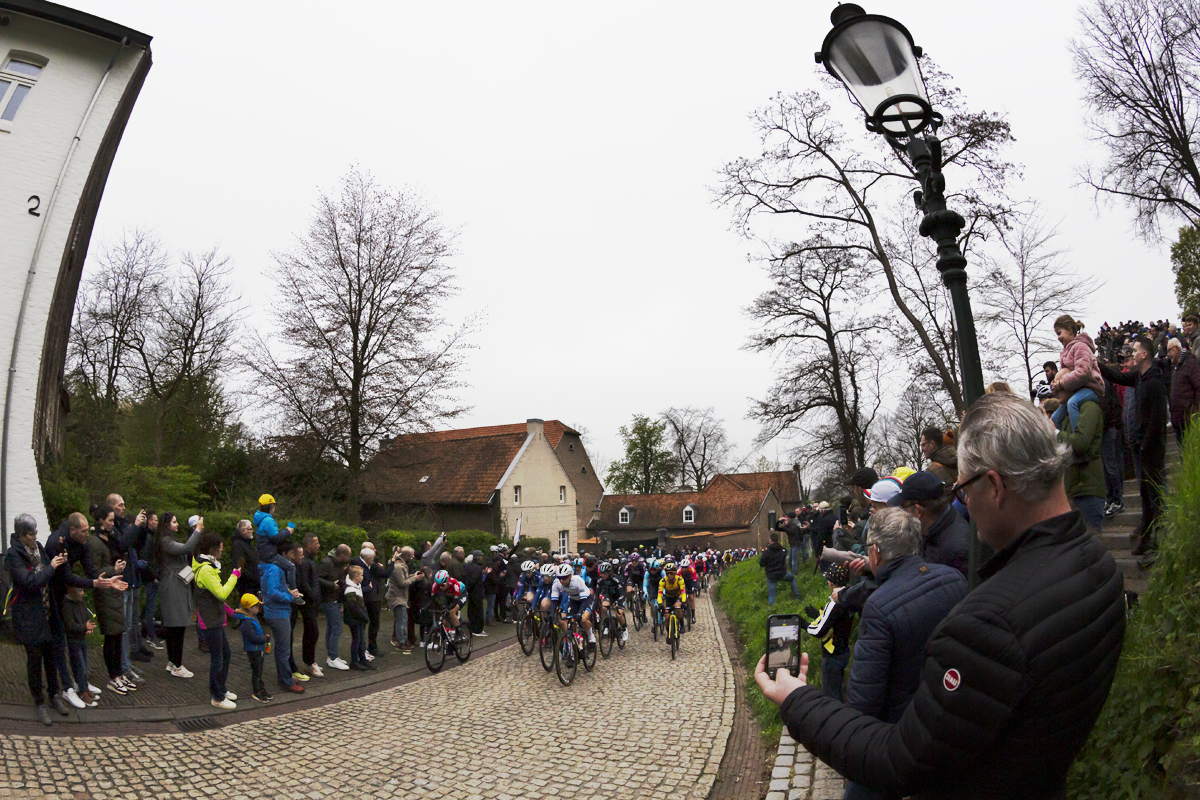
[71,0,1179,475]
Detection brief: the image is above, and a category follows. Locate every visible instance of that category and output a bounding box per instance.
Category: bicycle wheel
[616,621,626,650]
[669,615,678,661]
[599,614,614,659]
[632,597,643,631]
[518,611,535,656]
[555,630,577,686]
[539,619,555,672]
[651,609,658,642]
[424,627,447,673]
[582,630,597,672]
[455,625,473,662]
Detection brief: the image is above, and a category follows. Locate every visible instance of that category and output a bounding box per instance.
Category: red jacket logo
[943,668,961,692]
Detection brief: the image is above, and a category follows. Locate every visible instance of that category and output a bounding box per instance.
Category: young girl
[1051,315,1105,430]
[192,531,240,709]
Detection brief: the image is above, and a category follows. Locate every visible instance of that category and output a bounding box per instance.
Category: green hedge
[714,558,839,741]
[194,511,549,559]
[1068,428,1200,798]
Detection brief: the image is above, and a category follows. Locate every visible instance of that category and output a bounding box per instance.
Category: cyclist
[624,552,646,609]
[516,560,540,607]
[678,557,698,624]
[550,563,596,643]
[596,561,628,644]
[657,560,688,636]
[583,554,600,588]
[533,564,557,614]
[644,558,664,627]
[430,569,467,636]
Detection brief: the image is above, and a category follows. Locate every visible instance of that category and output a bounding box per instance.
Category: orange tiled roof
[410,420,577,450]
[592,482,771,532]
[709,470,801,507]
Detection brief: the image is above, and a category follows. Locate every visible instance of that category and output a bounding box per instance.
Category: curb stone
[771,729,844,800]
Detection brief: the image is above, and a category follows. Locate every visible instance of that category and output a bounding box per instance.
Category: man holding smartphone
[754,394,1125,799]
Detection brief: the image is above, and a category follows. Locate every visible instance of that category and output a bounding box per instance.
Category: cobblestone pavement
[0,612,517,726]
[0,594,735,800]
[768,731,845,800]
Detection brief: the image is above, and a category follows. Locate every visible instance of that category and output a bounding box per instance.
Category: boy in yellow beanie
[233,594,271,703]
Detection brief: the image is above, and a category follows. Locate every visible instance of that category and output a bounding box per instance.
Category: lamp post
[816,3,990,584]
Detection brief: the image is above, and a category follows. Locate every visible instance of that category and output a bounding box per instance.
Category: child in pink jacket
[1051,315,1105,430]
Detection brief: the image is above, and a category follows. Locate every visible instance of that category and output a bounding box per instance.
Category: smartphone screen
[767,614,801,677]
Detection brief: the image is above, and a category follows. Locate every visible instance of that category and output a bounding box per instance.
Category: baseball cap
[888,471,946,507]
[865,477,902,504]
[258,494,275,506]
[892,466,917,483]
[239,594,261,611]
[849,467,879,489]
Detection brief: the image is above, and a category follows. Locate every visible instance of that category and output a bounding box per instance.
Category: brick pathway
[0,612,516,728]
[708,598,770,800]
[0,595,735,800]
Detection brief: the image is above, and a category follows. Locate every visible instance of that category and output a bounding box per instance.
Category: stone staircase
[1098,432,1180,598]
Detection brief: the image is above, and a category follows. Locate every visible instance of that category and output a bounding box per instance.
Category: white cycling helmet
[681,557,691,568]
[521,559,537,572]
[555,563,573,578]
[540,564,556,578]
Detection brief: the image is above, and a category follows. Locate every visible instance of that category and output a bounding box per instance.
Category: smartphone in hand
[766,614,803,679]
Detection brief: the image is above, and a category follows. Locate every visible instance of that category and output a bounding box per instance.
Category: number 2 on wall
[27,195,40,216]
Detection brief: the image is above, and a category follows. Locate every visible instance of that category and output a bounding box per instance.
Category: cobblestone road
[0,595,734,800]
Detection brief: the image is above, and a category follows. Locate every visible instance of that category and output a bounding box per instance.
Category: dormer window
[618,509,630,524]
[683,506,695,524]
[569,443,575,451]
[419,476,429,483]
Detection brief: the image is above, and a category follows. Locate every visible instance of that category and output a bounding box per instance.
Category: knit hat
[820,561,850,587]
[849,467,879,489]
[240,594,261,611]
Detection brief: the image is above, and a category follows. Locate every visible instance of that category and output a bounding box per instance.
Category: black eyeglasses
[949,472,986,503]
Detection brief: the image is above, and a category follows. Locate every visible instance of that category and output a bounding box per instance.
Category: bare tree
[660,407,732,490]
[718,63,1017,414]
[745,239,883,477]
[979,208,1100,397]
[249,168,474,481]
[870,383,955,474]
[68,229,166,404]
[1072,0,1200,238]
[129,249,240,466]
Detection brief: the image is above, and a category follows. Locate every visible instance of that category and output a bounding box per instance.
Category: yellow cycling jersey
[658,573,688,604]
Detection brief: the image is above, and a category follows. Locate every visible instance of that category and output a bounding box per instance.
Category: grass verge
[714,558,836,742]
[1068,428,1200,798]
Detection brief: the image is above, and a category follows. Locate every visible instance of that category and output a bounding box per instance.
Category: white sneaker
[621,630,629,643]
[63,689,85,709]
[364,652,375,662]
[224,691,237,701]
[210,698,236,710]
[87,683,102,695]
[418,642,427,649]
[308,663,324,678]
[327,657,349,671]
[168,664,193,679]
[117,676,137,691]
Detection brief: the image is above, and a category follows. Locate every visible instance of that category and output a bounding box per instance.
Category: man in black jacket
[317,545,351,670]
[889,471,969,578]
[296,533,322,676]
[462,551,486,636]
[755,393,1125,800]
[758,532,799,606]
[1101,335,1168,555]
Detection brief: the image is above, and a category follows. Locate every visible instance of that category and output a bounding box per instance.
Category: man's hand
[754,653,809,706]
[135,510,147,527]
[85,621,96,634]
[50,553,68,569]
[109,578,129,592]
[291,588,301,599]
[847,558,868,576]
[114,559,126,574]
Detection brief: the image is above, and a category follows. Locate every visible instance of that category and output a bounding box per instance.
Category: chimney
[527,418,544,439]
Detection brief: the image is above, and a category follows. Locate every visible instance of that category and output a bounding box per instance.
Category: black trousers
[296,603,318,667]
[468,592,485,633]
[247,650,265,696]
[102,634,123,679]
[164,626,186,667]
[366,599,382,651]
[1137,445,1166,543]
[25,642,60,704]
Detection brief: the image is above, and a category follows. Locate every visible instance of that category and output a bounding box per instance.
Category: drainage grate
[173,716,224,733]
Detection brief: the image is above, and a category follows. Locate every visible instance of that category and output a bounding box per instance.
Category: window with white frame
[0,53,46,131]
[559,530,568,553]
[513,485,521,505]
[618,509,630,524]
[559,486,566,504]
[683,506,695,523]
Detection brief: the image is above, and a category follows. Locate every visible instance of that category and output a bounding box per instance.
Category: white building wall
[1,11,148,539]
[499,422,580,552]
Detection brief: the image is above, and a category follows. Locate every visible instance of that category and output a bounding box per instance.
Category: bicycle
[514,597,536,656]
[665,601,684,661]
[596,595,626,658]
[424,605,473,673]
[700,572,709,594]
[629,587,646,632]
[537,605,556,672]
[553,609,597,686]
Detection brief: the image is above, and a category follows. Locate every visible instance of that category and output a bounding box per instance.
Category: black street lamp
[816,3,990,583]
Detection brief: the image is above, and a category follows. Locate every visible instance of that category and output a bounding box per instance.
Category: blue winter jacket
[259,561,295,620]
[846,554,968,724]
[253,509,290,562]
[233,611,268,652]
